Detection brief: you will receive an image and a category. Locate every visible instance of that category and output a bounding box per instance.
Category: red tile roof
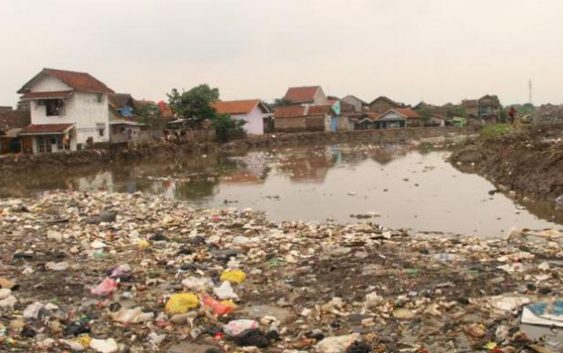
[212,99,264,115]
[18,68,114,94]
[274,106,307,118]
[21,90,73,100]
[20,124,74,135]
[284,86,321,104]
[392,108,421,119]
[0,110,31,132]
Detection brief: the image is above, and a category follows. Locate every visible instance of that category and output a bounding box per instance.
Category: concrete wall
[275,117,306,131]
[306,116,326,131]
[313,88,328,106]
[342,96,363,112]
[232,106,264,135]
[31,76,71,92]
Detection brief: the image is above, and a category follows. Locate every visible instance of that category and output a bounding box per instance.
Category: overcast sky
[1,0,562,106]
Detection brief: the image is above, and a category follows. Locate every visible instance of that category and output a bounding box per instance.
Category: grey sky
[1,0,561,106]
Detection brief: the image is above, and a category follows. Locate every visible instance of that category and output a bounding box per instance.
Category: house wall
[0,137,12,154]
[313,89,328,106]
[342,96,363,112]
[21,136,33,153]
[407,118,424,127]
[275,117,306,131]
[30,90,110,146]
[369,100,398,113]
[232,106,264,135]
[337,116,354,131]
[306,116,325,131]
[31,76,72,92]
[110,125,151,144]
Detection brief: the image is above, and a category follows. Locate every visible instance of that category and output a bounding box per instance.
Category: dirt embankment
[450,123,563,202]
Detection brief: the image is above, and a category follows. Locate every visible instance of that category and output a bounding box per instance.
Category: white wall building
[17,68,114,154]
[212,99,272,135]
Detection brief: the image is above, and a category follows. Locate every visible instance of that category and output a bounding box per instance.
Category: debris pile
[0,191,561,352]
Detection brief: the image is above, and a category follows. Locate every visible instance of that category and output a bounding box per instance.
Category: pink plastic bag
[91,277,118,296]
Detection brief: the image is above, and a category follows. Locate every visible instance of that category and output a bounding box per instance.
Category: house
[373,108,422,129]
[17,68,114,154]
[108,93,150,144]
[109,93,135,117]
[462,99,479,118]
[274,105,331,132]
[354,112,381,130]
[368,96,404,113]
[477,95,501,121]
[342,95,368,113]
[462,95,501,121]
[211,99,272,135]
[307,105,333,131]
[283,86,328,106]
[274,106,309,132]
[0,109,30,153]
[324,97,355,131]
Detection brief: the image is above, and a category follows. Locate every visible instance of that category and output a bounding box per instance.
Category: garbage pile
[0,191,561,352]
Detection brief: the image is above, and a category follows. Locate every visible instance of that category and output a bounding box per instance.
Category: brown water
[2,144,561,237]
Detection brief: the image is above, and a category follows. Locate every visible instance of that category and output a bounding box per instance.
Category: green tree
[137,102,164,131]
[167,85,220,128]
[418,107,433,124]
[213,113,246,142]
[271,97,292,108]
[446,105,466,118]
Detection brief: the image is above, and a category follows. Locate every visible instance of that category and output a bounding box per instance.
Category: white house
[212,99,272,135]
[17,68,114,154]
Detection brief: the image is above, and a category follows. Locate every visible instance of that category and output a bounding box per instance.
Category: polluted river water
[3,143,561,237]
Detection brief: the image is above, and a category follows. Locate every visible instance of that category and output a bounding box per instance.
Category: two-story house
[17,68,114,154]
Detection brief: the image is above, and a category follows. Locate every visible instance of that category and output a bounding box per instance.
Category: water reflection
[1,144,561,236]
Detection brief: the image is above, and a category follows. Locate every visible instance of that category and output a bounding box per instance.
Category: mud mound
[450,122,563,202]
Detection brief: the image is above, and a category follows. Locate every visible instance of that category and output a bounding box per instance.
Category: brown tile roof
[284,86,320,104]
[20,123,74,135]
[212,99,263,115]
[369,96,401,107]
[18,68,114,94]
[388,108,421,119]
[274,106,307,118]
[0,110,31,132]
[21,90,73,100]
[109,93,134,108]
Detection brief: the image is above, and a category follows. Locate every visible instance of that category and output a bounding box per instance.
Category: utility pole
[528,79,533,105]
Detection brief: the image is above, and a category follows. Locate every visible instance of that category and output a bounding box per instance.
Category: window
[97,123,105,137]
[45,99,64,116]
[96,94,103,103]
[37,136,52,153]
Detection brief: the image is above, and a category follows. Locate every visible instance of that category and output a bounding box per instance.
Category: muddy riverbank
[450,122,563,203]
[0,191,561,352]
[0,127,467,173]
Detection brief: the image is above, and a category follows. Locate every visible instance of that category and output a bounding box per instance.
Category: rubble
[0,190,561,352]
